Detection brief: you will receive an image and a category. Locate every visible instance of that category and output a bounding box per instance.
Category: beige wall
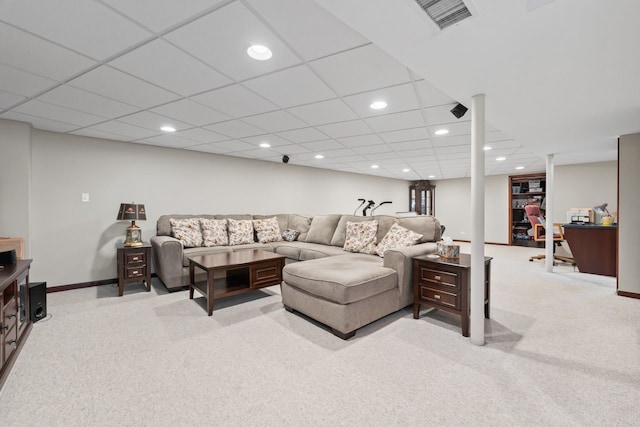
[618,133,640,295]
[28,129,409,286]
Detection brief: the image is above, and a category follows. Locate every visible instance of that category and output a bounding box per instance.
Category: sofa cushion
[397,216,440,243]
[227,218,254,245]
[372,215,399,244]
[343,220,378,255]
[266,241,307,259]
[298,243,349,261]
[252,216,283,243]
[282,254,397,304]
[287,214,312,241]
[305,214,341,245]
[200,218,228,247]
[170,218,203,247]
[330,215,372,247]
[214,214,253,221]
[375,223,423,257]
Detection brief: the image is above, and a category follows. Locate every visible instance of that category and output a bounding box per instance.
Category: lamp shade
[117,203,146,221]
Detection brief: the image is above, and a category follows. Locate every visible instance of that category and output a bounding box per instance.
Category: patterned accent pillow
[343,220,378,255]
[375,223,423,257]
[227,218,254,245]
[200,218,228,247]
[252,216,283,244]
[281,228,300,242]
[169,218,203,247]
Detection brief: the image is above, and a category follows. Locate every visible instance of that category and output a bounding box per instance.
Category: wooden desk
[563,224,617,277]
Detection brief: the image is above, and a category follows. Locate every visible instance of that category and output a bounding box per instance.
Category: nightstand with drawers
[116,243,151,296]
[412,253,492,337]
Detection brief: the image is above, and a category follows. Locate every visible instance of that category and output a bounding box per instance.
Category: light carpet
[0,243,638,426]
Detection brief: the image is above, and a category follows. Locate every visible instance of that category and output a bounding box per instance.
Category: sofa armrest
[383,242,437,307]
[150,235,185,290]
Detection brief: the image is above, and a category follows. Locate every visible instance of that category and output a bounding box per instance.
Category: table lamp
[117,203,146,247]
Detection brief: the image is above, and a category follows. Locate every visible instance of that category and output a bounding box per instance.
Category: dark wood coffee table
[188,249,286,315]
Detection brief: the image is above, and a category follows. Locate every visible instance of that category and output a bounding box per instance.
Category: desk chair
[524,205,574,264]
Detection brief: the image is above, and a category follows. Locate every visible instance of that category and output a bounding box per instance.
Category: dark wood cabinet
[1,259,32,390]
[413,254,491,337]
[116,243,151,296]
[409,180,435,216]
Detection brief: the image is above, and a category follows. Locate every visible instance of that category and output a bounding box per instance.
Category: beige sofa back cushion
[157,214,216,237]
[287,214,312,241]
[304,214,341,245]
[214,214,253,221]
[372,215,399,244]
[397,216,441,242]
[330,215,372,247]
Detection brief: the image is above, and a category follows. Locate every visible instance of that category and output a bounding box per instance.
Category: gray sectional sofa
[151,213,441,338]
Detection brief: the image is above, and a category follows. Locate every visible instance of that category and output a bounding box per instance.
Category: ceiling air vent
[414,0,472,30]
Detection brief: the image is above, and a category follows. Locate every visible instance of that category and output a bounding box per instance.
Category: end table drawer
[419,286,459,310]
[125,266,146,279]
[419,267,458,289]
[251,261,283,287]
[125,252,146,264]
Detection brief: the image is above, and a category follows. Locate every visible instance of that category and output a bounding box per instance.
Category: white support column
[470,94,486,345]
[545,154,554,272]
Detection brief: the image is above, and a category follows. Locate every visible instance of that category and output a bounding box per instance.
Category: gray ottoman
[281,254,398,339]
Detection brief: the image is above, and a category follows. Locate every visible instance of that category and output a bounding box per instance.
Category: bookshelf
[509,173,546,247]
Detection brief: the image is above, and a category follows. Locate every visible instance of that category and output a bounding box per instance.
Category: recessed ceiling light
[314,154,324,159]
[428,175,435,178]
[496,156,506,161]
[369,101,387,110]
[247,45,272,60]
[515,166,525,170]
[434,129,449,136]
[484,146,492,151]
[371,164,379,169]
[259,142,271,148]
[402,168,410,172]
[160,126,176,132]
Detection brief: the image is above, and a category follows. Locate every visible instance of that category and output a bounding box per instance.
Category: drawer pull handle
[434,294,441,299]
[434,275,441,281]
[8,339,17,346]
[6,313,16,319]
[132,270,139,275]
[132,257,139,261]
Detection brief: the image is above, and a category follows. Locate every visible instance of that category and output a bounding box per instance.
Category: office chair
[524,205,574,265]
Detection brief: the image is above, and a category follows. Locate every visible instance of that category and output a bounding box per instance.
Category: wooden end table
[413,253,492,337]
[116,243,151,296]
[189,249,286,316]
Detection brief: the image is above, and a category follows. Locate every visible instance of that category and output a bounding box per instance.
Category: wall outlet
[82,193,90,202]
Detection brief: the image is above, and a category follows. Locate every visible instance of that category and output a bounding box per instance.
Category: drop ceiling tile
[242,134,295,147]
[118,111,192,132]
[430,121,471,137]
[210,139,256,152]
[424,104,465,126]
[390,140,432,151]
[364,110,424,133]
[186,143,234,154]
[310,44,410,96]
[435,145,474,155]
[430,135,470,147]
[71,127,131,142]
[246,0,368,61]
[151,99,231,126]
[316,120,372,138]
[300,140,346,152]
[276,127,329,143]
[87,120,160,140]
[322,148,359,158]
[0,90,25,109]
[364,152,403,161]
[241,110,307,133]
[353,145,395,155]
[102,0,224,33]
[165,2,301,81]
[335,155,369,164]
[175,128,229,143]
[415,80,455,108]
[343,83,420,118]
[338,134,385,148]
[37,85,138,119]
[271,144,312,155]
[0,23,96,81]
[109,39,232,96]
[137,134,197,149]
[13,100,105,127]
[232,148,279,159]
[287,98,357,126]
[0,0,151,60]
[485,131,515,142]
[243,65,336,108]
[379,127,430,143]
[0,64,57,98]
[0,111,78,133]
[192,84,278,118]
[205,120,266,138]
[68,66,179,109]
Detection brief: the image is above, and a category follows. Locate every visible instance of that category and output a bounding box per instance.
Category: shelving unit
[509,173,546,247]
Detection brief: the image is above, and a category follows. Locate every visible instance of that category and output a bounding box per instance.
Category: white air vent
[414,0,472,30]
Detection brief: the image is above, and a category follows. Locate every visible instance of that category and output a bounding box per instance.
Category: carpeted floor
[0,243,638,426]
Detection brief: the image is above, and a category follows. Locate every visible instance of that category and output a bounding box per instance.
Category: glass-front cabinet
[509,173,546,247]
[409,181,435,216]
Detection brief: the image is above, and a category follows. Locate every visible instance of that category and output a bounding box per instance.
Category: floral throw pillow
[227,218,254,245]
[375,223,423,257]
[252,217,283,244]
[200,218,228,247]
[169,218,203,247]
[343,220,378,255]
[281,228,300,242]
